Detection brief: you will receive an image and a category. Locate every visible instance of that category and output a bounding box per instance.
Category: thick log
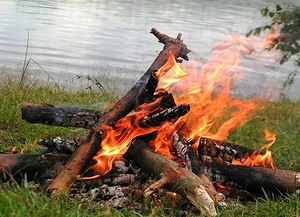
[206,161,300,195]
[21,103,102,128]
[0,153,70,181]
[124,139,218,216]
[47,28,191,193]
[198,137,257,163]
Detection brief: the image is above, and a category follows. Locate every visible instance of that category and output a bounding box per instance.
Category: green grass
[0,68,299,216]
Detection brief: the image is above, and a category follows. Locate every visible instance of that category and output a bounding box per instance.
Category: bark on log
[47,28,191,193]
[206,161,300,194]
[21,103,102,128]
[124,139,218,216]
[173,133,204,175]
[139,104,190,127]
[0,153,70,181]
[198,137,257,163]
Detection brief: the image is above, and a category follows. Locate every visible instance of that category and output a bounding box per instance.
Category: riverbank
[0,69,299,216]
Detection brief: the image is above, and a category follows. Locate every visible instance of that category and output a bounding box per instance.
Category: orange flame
[10,146,18,154]
[215,182,229,191]
[232,129,275,168]
[92,29,279,176]
[92,98,163,175]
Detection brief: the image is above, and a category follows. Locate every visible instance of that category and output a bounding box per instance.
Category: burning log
[204,160,300,195]
[198,137,258,163]
[47,28,191,193]
[139,103,190,127]
[21,103,103,128]
[173,133,203,175]
[124,139,218,216]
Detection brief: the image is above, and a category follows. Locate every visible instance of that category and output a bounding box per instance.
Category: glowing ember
[214,182,229,192]
[10,146,18,154]
[92,28,279,176]
[232,129,276,168]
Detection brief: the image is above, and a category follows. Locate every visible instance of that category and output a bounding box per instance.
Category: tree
[247,5,300,90]
[247,4,300,66]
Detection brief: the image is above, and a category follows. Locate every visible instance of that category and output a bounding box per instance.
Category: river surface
[0,0,299,100]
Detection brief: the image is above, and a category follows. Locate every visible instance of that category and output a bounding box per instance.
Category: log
[206,161,300,195]
[173,133,204,175]
[0,153,70,181]
[21,103,102,128]
[124,139,218,216]
[139,103,190,127]
[198,137,258,163]
[47,28,191,193]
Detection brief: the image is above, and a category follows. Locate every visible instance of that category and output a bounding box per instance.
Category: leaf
[261,7,269,17]
[268,11,275,18]
[246,30,253,37]
[279,55,289,64]
[276,4,282,12]
[254,27,262,35]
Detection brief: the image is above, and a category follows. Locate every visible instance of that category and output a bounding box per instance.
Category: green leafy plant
[247,4,300,66]
[247,4,300,96]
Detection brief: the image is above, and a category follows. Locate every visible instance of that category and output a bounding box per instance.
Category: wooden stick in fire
[124,139,218,216]
[46,28,191,193]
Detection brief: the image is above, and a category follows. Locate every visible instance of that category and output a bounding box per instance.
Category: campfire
[1,28,299,216]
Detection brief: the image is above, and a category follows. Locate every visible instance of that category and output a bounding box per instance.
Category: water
[0,0,299,100]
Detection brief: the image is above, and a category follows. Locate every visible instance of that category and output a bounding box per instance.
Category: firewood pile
[0,29,299,216]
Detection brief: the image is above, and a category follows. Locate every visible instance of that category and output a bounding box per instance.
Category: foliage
[247,4,300,66]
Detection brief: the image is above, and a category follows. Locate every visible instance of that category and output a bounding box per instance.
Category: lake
[0,0,299,100]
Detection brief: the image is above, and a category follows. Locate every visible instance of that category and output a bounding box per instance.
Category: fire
[10,146,18,154]
[232,129,276,168]
[93,98,163,175]
[92,28,279,176]
[214,182,229,192]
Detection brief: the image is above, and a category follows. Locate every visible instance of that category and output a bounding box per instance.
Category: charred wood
[38,137,79,154]
[139,104,190,128]
[137,28,191,105]
[22,103,102,128]
[101,174,136,186]
[198,137,258,163]
[173,133,203,175]
[124,139,218,216]
[206,161,300,195]
[0,153,70,181]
